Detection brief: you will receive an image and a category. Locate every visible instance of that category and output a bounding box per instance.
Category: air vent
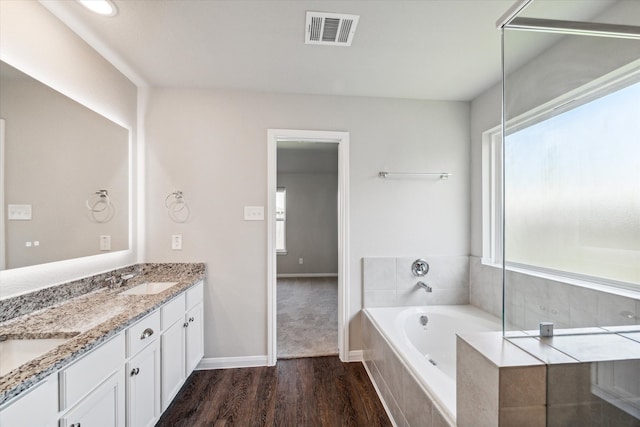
[305,12,360,46]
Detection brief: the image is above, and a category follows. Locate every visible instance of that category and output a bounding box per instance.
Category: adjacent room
[0,1,638,426]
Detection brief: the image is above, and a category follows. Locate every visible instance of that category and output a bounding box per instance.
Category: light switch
[8,204,32,220]
[244,206,264,221]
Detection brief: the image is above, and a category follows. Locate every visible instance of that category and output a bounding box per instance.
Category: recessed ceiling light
[77,0,118,17]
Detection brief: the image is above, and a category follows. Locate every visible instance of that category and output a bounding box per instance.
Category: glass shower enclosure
[499,1,640,424]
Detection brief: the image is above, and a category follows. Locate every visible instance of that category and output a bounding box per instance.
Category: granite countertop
[0,263,205,405]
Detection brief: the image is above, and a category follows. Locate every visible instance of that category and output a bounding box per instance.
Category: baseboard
[276,273,338,278]
[348,350,363,362]
[196,355,268,370]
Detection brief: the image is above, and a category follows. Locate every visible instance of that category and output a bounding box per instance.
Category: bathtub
[363,305,501,425]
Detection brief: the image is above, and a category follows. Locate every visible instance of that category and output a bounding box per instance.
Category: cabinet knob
[189,317,194,322]
[183,322,189,328]
[130,367,140,376]
[140,328,154,340]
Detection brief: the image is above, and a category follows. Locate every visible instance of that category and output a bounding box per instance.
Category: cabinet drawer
[161,293,185,330]
[59,333,124,411]
[126,310,160,358]
[186,281,204,309]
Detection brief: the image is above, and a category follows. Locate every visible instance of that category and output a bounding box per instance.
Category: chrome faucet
[416,281,432,293]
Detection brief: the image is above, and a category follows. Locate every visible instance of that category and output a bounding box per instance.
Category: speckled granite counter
[0,263,205,405]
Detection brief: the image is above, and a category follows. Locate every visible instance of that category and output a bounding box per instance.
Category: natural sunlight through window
[276,188,287,254]
[484,77,640,288]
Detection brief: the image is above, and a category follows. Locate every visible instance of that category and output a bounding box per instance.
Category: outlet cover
[100,235,111,251]
[244,206,264,221]
[8,204,32,220]
[172,234,183,250]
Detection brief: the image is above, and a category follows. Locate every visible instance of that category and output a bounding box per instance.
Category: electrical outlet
[244,206,264,221]
[172,234,183,250]
[299,258,304,265]
[100,235,111,251]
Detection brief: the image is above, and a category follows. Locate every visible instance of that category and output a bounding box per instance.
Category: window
[483,74,640,288]
[275,188,287,254]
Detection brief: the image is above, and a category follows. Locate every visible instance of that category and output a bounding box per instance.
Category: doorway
[267,129,350,365]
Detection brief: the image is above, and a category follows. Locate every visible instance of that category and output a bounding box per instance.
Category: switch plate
[8,204,32,220]
[172,234,183,250]
[100,235,111,251]
[299,258,304,265]
[244,206,264,221]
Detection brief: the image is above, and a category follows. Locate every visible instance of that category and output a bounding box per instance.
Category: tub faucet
[416,281,432,293]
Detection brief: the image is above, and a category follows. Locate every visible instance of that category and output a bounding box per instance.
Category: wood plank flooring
[156,356,392,427]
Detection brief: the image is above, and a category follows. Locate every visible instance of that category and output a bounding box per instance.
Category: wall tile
[364,290,397,308]
[499,406,545,427]
[547,402,603,427]
[428,286,469,305]
[397,287,430,306]
[499,366,546,408]
[547,363,595,405]
[597,293,637,327]
[363,257,397,291]
[457,337,499,427]
[432,406,454,427]
[403,369,433,427]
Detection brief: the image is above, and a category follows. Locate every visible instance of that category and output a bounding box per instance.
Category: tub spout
[416,281,432,293]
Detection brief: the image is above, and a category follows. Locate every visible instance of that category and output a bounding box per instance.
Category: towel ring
[86,189,114,223]
[165,190,190,223]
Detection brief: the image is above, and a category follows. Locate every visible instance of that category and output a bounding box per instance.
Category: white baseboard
[196,355,268,370]
[276,273,338,278]
[348,350,363,362]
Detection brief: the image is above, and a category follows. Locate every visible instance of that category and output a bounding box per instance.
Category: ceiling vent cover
[305,11,360,46]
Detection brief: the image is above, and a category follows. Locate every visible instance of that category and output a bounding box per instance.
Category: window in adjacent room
[275,187,287,254]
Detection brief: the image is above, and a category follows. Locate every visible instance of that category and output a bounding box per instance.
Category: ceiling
[41,0,621,102]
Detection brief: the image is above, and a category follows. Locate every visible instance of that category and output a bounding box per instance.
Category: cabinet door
[0,374,57,427]
[161,319,185,411]
[185,303,204,375]
[126,340,160,427]
[60,369,125,427]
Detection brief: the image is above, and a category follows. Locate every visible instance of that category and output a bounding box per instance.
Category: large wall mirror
[0,60,129,270]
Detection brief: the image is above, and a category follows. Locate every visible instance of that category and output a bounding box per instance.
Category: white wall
[0,1,138,296]
[144,88,470,357]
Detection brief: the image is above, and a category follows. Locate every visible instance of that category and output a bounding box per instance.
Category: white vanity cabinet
[58,333,126,427]
[0,280,204,427]
[0,374,58,427]
[160,281,204,410]
[125,311,161,427]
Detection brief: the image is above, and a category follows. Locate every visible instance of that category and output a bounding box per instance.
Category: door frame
[267,129,350,365]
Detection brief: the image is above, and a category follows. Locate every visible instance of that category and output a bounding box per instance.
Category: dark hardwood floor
[156,356,392,427]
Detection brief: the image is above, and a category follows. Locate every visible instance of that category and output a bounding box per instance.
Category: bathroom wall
[0,1,138,296]
[363,256,469,307]
[144,88,470,358]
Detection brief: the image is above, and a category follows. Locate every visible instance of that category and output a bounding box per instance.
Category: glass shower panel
[502,27,640,334]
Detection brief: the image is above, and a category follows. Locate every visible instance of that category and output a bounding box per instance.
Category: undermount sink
[0,337,70,376]
[119,282,179,296]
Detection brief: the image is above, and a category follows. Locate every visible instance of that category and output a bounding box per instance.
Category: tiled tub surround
[469,256,640,331]
[0,262,205,405]
[363,256,470,308]
[362,306,502,426]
